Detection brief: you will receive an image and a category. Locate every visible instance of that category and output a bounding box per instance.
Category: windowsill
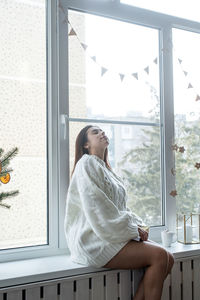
[0,242,200,289]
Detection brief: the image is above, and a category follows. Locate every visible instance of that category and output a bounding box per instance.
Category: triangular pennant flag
[101,67,108,77]
[153,57,158,64]
[81,43,88,50]
[195,94,200,101]
[183,70,188,76]
[144,66,149,74]
[188,83,193,89]
[68,28,76,36]
[91,56,96,62]
[178,58,182,64]
[119,73,125,82]
[132,73,138,80]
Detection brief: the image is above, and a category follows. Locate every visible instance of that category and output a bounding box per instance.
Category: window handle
[60,114,68,140]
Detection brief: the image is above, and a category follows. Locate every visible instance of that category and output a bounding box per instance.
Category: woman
[64,125,174,300]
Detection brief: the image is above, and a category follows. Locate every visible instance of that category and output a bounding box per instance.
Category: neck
[89,149,105,161]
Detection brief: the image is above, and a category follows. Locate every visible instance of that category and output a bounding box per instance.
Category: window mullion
[58,0,70,249]
[162,26,176,232]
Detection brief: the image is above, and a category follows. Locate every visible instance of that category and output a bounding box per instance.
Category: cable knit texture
[64,154,145,267]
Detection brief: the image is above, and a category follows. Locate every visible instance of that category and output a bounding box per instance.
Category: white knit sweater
[64,154,145,268]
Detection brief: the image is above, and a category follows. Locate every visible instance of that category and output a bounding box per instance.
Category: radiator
[0,257,200,300]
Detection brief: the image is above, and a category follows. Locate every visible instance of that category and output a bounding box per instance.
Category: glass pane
[0,0,47,249]
[173,28,200,213]
[69,10,160,123]
[70,122,162,226]
[121,0,200,23]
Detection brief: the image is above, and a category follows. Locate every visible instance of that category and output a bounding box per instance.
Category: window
[68,9,162,226]
[2,0,200,261]
[173,28,200,213]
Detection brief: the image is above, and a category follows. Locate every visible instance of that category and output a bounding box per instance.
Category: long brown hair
[71,125,111,176]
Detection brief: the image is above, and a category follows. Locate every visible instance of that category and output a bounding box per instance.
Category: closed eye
[92,129,102,134]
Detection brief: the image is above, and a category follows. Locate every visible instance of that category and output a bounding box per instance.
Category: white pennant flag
[91,56,96,62]
[144,66,149,74]
[183,71,188,76]
[153,57,158,64]
[101,67,108,76]
[81,43,88,50]
[119,73,125,82]
[188,83,193,89]
[178,58,182,64]
[132,73,138,80]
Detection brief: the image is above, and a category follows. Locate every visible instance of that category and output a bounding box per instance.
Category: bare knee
[152,248,168,271]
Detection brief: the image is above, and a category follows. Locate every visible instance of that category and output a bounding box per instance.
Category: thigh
[103,240,167,269]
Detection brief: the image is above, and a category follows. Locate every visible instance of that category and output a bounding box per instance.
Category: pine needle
[0,148,4,158]
[1,147,19,167]
[0,202,11,209]
[0,169,13,178]
[0,191,19,201]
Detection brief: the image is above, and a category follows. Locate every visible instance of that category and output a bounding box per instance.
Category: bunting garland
[59,1,200,202]
[177,56,200,102]
[66,18,159,82]
[59,0,200,101]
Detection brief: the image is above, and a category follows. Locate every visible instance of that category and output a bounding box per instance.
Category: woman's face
[84,126,109,153]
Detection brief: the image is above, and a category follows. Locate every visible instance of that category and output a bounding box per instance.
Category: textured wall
[0,0,47,249]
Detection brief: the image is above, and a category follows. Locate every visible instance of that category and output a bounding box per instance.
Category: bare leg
[133,240,174,300]
[103,240,174,300]
[134,251,174,300]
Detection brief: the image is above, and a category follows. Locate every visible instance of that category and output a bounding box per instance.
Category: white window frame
[1,0,200,263]
[0,0,68,263]
[61,0,200,242]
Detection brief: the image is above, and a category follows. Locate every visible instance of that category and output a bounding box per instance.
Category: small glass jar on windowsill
[176,213,200,244]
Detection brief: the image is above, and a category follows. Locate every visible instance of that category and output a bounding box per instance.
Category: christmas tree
[0,147,19,208]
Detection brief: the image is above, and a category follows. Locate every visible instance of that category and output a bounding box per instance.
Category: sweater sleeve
[76,156,139,243]
[126,206,146,226]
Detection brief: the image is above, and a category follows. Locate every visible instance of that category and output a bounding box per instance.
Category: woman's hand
[138,226,149,241]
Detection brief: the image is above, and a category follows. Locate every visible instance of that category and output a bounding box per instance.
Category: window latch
[60,114,68,140]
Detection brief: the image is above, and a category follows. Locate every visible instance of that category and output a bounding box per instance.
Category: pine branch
[0,190,19,201]
[0,148,4,158]
[0,168,13,178]
[0,202,11,209]
[1,147,19,168]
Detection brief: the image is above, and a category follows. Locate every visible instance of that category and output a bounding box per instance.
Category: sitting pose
[64,124,174,300]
